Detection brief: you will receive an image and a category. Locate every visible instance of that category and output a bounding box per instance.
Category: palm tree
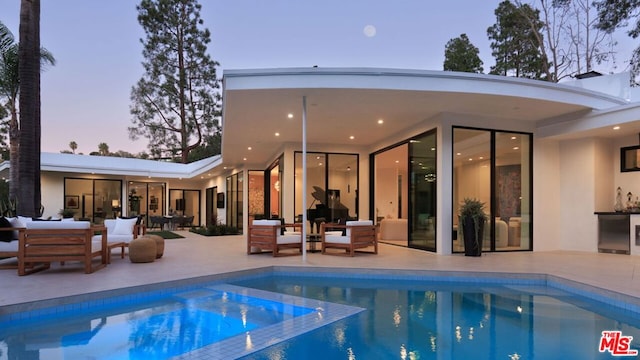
[0,15,54,211]
[69,141,77,154]
[17,0,41,216]
[98,142,109,156]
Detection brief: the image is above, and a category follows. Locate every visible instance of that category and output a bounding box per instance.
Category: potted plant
[59,208,75,219]
[459,198,487,257]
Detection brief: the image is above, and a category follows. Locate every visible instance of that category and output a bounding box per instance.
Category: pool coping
[2,266,640,322]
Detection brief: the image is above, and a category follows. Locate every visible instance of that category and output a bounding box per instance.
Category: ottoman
[143,234,165,259]
[129,236,157,263]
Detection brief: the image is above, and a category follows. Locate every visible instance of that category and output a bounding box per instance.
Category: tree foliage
[443,34,484,73]
[515,0,616,82]
[595,0,640,81]
[130,0,222,163]
[487,0,548,80]
[0,20,54,203]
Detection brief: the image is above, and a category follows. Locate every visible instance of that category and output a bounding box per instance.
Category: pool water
[232,276,640,360]
[0,284,325,360]
[3,275,640,359]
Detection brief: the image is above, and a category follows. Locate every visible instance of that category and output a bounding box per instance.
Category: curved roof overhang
[221,67,627,167]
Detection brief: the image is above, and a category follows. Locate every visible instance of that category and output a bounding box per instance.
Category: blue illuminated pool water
[0,284,318,360]
[232,275,640,360]
[2,273,640,359]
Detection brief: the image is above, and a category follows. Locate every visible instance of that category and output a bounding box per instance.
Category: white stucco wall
[558,139,599,252]
[533,139,561,251]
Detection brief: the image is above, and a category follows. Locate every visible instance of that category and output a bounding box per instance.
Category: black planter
[461,216,484,256]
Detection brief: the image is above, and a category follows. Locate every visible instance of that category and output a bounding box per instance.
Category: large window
[453,127,532,252]
[169,189,200,226]
[372,130,437,252]
[248,170,265,221]
[128,182,166,226]
[226,172,244,233]
[64,178,122,223]
[295,152,358,233]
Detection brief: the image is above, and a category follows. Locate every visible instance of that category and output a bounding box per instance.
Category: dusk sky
[1,1,636,155]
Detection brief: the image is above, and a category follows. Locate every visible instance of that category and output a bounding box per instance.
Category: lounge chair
[321,220,377,256]
[248,219,302,257]
[93,217,146,262]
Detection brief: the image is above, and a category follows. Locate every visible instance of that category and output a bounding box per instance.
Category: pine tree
[130,0,221,163]
[443,34,484,73]
[487,0,548,80]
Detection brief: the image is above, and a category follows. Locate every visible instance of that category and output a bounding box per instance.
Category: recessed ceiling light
[456,153,461,156]
[223,166,227,169]
[288,113,293,119]
[395,160,399,163]
[275,132,280,136]
[511,136,517,140]
[468,158,473,161]
[349,135,355,140]
[247,146,252,150]
[479,156,484,159]
[513,147,519,150]
[243,157,247,161]
[378,119,384,124]
[613,126,620,130]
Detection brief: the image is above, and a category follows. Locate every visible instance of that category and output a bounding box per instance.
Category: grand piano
[306,186,350,232]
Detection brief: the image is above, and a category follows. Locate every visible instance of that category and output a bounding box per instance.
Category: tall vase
[462,216,484,257]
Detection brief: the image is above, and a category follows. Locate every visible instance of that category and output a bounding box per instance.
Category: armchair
[321,220,377,256]
[248,219,302,257]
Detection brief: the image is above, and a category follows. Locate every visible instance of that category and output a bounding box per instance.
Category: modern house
[5,67,640,255]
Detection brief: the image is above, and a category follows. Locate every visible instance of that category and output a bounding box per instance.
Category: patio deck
[2,230,640,311]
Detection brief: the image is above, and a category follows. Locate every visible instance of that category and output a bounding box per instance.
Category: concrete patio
[2,230,640,314]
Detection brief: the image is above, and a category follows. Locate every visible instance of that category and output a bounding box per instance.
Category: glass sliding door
[129,182,166,226]
[64,178,122,223]
[295,152,326,233]
[327,154,358,222]
[453,127,532,253]
[226,172,244,233]
[169,189,201,226]
[409,131,437,251]
[248,170,265,221]
[495,132,531,250]
[374,144,408,246]
[295,152,358,233]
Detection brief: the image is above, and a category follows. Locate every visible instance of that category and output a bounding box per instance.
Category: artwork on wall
[496,165,521,218]
[149,195,158,211]
[65,195,79,209]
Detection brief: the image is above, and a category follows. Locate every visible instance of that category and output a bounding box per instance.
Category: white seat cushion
[91,240,103,252]
[277,233,301,244]
[112,217,137,235]
[324,234,350,244]
[0,240,18,252]
[25,221,90,230]
[253,219,281,226]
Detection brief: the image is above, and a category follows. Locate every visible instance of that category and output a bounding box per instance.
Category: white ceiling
[220,68,633,171]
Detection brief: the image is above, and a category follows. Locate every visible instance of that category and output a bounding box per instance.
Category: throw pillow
[113,217,137,235]
[0,217,14,242]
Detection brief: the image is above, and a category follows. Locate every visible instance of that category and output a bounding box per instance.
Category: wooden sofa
[321,220,377,256]
[18,221,107,275]
[248,219,303,257]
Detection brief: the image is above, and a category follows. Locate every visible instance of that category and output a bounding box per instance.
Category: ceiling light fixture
[275,132,280,136]
[613,126,621,130]
[288,113,293,119]
[350,136,355,140]
[247,146,252,150]
[378,119,384,124]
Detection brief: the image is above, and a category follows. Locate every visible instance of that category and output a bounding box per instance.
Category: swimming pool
[2,270,640,359]
[231,274,640,360]
[0,283,363,359]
